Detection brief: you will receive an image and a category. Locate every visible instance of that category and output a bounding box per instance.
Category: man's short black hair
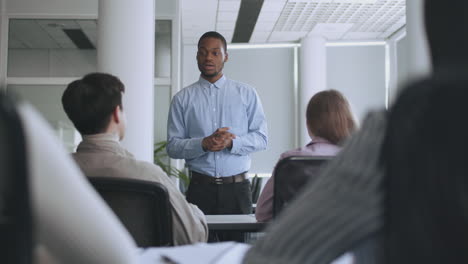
[198,31,227,52]
[62,72,125,135]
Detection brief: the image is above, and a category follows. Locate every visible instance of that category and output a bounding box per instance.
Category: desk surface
[206,214,266,232]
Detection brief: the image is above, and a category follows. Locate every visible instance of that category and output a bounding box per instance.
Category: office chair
[273,156,331,218]
[0,92,33,264]
[250,174,263,204]
[88,177,173,247]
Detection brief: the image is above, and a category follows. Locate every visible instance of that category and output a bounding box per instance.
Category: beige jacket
[72,134,208,245]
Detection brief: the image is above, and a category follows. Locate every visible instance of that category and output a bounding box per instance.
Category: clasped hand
[202,127,236,152]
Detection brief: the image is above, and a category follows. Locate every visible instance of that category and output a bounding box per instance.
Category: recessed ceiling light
[288,0,378,3]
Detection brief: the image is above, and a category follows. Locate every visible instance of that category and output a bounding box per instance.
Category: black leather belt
[190,171,247,185]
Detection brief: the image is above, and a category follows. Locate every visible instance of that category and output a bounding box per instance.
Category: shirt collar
[82,133,119,142]
[198,75,227,90]
[77,133,130,157]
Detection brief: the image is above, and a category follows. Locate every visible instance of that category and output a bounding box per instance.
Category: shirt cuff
[190,137,206,156]
[230,136,241,154]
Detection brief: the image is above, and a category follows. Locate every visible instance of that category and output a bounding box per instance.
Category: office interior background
[0,0,429,176]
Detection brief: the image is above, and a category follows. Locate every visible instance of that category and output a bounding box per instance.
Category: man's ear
[224,52,229,63]
[112,106,122,123]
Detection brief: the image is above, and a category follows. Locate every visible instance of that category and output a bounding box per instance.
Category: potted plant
[153,140,190,193]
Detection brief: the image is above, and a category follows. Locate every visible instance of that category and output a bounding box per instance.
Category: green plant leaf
[154,140,190,187]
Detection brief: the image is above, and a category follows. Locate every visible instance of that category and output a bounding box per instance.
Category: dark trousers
[186,179,252,242]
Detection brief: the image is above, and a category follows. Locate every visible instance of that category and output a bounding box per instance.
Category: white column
[299,35,326,147]
[405,0,431,86]
[170,0,184,181]
[0,0,7,91]
[98,0,155,162]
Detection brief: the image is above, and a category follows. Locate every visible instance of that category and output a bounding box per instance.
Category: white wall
[225,48,296,174]
[7,84,81,152]
[8,49,97,77]
[182,44,198,87]
[7,84,68,123]
[182,45,296,174]
[327,45,386,123]
[182,44,386,173]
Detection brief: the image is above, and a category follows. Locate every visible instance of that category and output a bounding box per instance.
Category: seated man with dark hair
[62,72,208,245]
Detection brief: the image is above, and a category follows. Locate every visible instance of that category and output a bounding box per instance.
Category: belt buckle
[214,177,223,185]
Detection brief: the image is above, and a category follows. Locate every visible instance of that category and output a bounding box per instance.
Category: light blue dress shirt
[167,75,268,177]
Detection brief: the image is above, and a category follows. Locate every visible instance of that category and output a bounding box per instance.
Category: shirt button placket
[211,84,218,176]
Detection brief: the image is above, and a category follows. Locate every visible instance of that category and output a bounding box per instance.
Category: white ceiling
[8,19,98,49]
[182,0,406,44]
[8,19,172,50]
[7,0,406,49]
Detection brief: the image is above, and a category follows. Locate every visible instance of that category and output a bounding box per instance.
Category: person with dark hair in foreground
[255,89,357,222]
[62,72,208,245]
[383,74,468,264]
[166,31,268,241]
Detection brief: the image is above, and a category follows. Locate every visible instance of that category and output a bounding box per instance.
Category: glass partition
[8,19,172,78]
[8,19,98,77]
[7,18,174,152]
[6,84,81,152]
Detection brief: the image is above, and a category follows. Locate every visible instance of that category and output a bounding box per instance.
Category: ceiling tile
[218,1,241,11]
[217,11,239,21]
[216,22,236,31]
[269,31,307,42]
[9,20,60,49]
[182,0,406,44]
[182,0,218,42]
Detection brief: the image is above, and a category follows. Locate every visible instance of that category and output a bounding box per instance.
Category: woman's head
[306,89,356,145]
[383,75,468,263]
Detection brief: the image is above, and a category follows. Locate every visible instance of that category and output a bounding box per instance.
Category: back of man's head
[62,73,125,135]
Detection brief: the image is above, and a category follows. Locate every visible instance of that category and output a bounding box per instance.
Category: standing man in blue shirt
[167,31,268,228]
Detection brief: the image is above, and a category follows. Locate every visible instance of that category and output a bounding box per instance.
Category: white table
[206,214,266,232]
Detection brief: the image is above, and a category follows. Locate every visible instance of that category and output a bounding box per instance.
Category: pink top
[255,137,341,222]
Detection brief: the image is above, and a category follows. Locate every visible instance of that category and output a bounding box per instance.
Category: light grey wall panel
[7,84,68,124]
[327,45,386,123]
[8,49,97,77]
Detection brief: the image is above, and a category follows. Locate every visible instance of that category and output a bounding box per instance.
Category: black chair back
[88,177,173,247]
[0,93,33,264]
[273,156,331,218]
[250,174,263,204]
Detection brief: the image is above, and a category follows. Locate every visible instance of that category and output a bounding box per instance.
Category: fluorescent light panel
[228,43,300,49]
[228,41,385,49]
[326,41,386,47]
[289,0,378,3]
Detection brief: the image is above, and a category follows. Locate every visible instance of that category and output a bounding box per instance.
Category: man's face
[197,37,228,79]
